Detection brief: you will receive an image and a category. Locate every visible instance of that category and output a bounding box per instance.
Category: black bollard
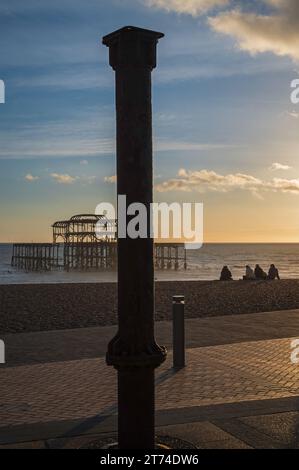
[173,295,185,369]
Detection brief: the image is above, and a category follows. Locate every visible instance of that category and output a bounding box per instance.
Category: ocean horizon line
[2,241,299,245]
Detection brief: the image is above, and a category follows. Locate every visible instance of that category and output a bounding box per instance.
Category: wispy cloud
[24,171,97,185]
[270,162,292,171]
[0,109,236,160]
[155,140,236,152]
[50,173,78,184]
[0,140,114,159]
[24,173,39,182]
[156,168,299,196]
[0,115,115,159]
[12,65,110,90]
[145,0,229,16]
[156,54,289,84]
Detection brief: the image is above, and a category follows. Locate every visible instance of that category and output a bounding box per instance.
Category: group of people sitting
[220,264,280,281]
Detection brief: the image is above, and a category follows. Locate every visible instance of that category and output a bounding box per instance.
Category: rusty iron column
[103,27,167,449]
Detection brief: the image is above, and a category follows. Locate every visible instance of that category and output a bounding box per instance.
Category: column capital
[102,26,164,70]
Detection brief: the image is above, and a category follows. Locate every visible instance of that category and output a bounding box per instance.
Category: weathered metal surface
[103,26,166,449]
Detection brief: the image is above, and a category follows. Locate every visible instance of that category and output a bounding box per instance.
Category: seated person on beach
[254,264,267,280]
[243,265,255,280]
[220,265,233,281]
[267,264,280,280]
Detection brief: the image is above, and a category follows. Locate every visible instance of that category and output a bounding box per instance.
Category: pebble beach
[1,279,299,335]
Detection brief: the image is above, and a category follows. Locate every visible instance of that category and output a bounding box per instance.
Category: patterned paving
[4,309,299,367]
[1,337,299,427]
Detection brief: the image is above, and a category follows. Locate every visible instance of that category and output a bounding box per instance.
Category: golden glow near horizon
[2,189,299,244]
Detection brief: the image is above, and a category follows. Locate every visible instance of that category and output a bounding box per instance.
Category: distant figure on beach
[243,265,255,280]
[254,264,267,280]
[220,266,233,281]
[267,264,280,280]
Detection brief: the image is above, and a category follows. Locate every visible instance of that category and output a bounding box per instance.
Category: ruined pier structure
[11,214,186,272]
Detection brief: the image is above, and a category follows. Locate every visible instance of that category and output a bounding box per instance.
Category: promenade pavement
[1,309,299,449]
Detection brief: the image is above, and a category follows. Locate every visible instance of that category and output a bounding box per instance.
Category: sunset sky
[0,0,299,242]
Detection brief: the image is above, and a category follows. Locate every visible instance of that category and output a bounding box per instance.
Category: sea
[1,243,299,284]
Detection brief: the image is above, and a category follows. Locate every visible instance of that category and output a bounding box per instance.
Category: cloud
[155,140,236,152]
[209,0,299,61]
[156,168,262,193]
[270,177,299,193]
[0,116,115,159]
[145,0,299,62]
[155,168,299,195]
[12,66,110,91]
[145,0,229,16]
[104,175,117,184]
[270,162,292,171]
[25,171,96,185]
[24,173,39,182]
[50,173,78,184]
[49,172,97,185]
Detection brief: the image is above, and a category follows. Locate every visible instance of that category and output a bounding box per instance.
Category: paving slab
[1,309,299,449]
[239,411,299,448]
[158,422,252,449]
[2,309,299,368]
[1,337,299,433]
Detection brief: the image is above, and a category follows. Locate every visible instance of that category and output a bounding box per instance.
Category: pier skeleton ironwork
[12,213,186,272]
